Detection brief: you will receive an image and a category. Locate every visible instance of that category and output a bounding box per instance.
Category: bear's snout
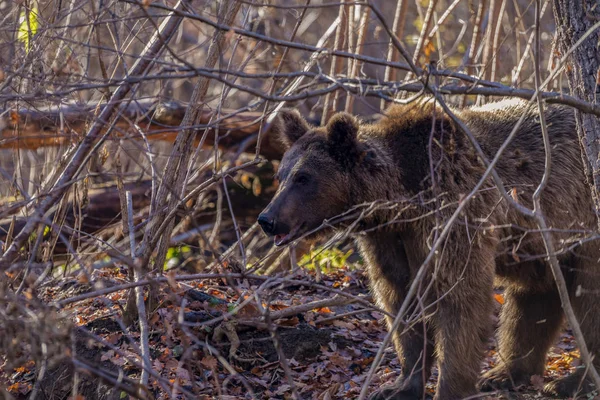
[257,213,276,235]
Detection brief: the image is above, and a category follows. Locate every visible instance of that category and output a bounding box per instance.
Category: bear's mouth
[274,224,304,246]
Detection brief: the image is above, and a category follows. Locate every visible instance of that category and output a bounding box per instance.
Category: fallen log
[0,100,285,159]
[0,162,277,250]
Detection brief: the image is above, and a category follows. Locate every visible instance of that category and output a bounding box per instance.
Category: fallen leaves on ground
[1,265,588,399]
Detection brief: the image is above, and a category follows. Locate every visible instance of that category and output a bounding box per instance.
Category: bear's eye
[294,173,310,185]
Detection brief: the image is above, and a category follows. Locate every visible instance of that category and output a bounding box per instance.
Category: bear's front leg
[360,233,434,400]
[433,244,495,400]
[369,324,434,400]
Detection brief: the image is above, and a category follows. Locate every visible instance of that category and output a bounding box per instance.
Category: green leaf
[299,246,354,273]
[18,6,38,53]
[172,345,184,358]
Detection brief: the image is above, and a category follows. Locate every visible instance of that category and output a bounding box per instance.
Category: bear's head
[258,109,380,246]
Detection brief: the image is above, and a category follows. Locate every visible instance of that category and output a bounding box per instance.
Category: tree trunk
[553,0,600,218]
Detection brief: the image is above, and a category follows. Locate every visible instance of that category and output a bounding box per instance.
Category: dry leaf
[252,177,262,196]
[176,367,190,381]
[153,359,164,372]
[240,173,252,189]
[424,41,436,61]
[100,350,114,362]
[201,355,217,369]
[494,293,505,305]
[510,187,518,203]
[530,374,545,391]
[166,269,178,290]
[77,273,89,284]
[10,110,19,125]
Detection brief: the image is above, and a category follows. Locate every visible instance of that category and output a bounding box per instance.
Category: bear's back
[369,99,589,228]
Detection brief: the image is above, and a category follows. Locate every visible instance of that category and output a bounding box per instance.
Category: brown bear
[258,98,600,400]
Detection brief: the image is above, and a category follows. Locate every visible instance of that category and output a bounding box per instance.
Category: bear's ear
[326,112,359,153]
[270,108,311,149]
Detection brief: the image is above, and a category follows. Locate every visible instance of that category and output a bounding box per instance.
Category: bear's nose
[258,214,276,235]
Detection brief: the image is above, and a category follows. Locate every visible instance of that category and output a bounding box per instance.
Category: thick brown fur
[259,99,600,399]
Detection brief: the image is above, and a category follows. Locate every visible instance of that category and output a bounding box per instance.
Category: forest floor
[1,262,584,400]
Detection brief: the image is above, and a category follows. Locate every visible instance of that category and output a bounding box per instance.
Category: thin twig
[127,191,152,392]
[0,0,188,269]
[531,0,600,388]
